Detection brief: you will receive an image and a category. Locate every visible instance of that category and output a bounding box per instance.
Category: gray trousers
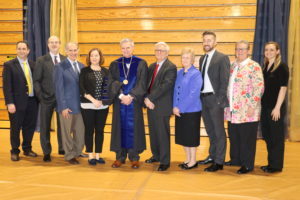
[201,94,227,164]
[59,113,85,161]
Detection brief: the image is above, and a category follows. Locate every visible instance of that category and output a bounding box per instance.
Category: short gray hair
[236,40,250,50]
[181,47,195,63]
[120,38,134,47]
[154,42,170,52]
[65,42,78,51]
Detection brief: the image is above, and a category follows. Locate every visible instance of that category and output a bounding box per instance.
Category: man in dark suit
[33,36,66,162]
[53,42,85,165]
[144,42,177,171]
[198,31,230,172]
[2,41,38,161]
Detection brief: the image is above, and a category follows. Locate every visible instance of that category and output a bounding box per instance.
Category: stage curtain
[252,0,290,65]
[25,0,50,61]
[288,0,300,141]
[50,0,78,54]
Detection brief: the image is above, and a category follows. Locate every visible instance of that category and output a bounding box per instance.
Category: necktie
[148,63,159,93]
[23,62,33,94]
[54,56,58,64]
[201,54,208,91]
[73,62,80,75]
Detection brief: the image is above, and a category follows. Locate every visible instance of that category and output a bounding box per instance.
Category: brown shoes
[24,150,38,157]
[11,153,20,161]
[131,161,140,169]
[111,160,124,168]
[68,158,79,165]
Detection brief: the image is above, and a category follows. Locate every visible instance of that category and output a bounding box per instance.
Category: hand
[173,107,181,117]
[144,98,155,110]
[93,99,103,108]
[246,107,255,118]
[121,95,133,105]
[62,108,72,119]
[7,104,16,114]
[271,107,281,121]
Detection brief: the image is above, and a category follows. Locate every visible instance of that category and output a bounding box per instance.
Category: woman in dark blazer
[173,47,202,170]
[79,48,110,165]
[260,41,289,173]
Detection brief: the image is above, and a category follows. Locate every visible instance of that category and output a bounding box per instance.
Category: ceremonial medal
[123,79,128,85]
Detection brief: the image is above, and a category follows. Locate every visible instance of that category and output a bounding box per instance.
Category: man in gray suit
[54,42,85,164]
[198,31,230,172]
[33,36,66,162]
[144,42,177,171]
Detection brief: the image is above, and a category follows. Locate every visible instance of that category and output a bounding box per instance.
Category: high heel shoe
[183,162,198,170]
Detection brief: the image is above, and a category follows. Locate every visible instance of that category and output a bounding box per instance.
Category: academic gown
[108,56,148,153]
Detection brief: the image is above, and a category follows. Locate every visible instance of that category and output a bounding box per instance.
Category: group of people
[2,31,289,174]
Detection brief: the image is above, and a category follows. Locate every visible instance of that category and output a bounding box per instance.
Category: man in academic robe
[109,38,148,169]
[2,41,38,161]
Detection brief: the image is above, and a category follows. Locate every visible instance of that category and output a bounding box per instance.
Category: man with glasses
[144,42,177,171]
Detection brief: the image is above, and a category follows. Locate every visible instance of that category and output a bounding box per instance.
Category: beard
[203,45,214,53]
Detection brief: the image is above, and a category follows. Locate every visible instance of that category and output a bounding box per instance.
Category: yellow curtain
[288,0,300,141]
[50,0,78,54]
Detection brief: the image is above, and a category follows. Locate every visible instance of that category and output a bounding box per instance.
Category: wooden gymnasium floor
[0,129,299,200]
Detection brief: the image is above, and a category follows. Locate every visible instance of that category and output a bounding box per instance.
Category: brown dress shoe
[131,161,140,169]
[11,153,20,161]
[24,150,38,157]
[68,158,79,165]
[112,160,124,168]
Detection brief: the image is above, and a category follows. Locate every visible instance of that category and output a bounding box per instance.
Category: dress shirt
[50,52,61,64]
[202,49,215,93]
[67,58,80,73]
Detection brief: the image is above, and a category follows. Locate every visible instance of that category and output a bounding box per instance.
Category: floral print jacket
[224,58,264,124]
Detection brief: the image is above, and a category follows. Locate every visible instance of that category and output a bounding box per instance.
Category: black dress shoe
[198,157,213,165]
[260,165,269,172]
[183,162,198,170]
[96,158,105,164]
[264,167,282,173]
[88,159,97,165]
[237,166,252,174]
[178,162,188,169]
[204,163,223,172]
[145,157,159,163]
[157,164,170,171]
[11,153,20,161]
[43,154,51,162]
[58,150,65,155]
[24,150,38,157]
[224,160,240,166]
[68,158,79,165]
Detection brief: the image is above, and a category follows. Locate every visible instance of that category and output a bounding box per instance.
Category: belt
[201,92,214,97]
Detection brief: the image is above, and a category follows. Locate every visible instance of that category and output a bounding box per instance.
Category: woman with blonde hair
[260,41,289,173]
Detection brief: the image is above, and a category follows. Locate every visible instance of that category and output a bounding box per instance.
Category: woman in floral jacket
[224,40,264,174]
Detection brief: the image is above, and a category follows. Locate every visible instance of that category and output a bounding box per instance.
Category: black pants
[39,101,63,155]
[81,108,108,153]
[116,148,140,162]
[228,121,258,169]
[9,97,38,154]
[261,107,285,170]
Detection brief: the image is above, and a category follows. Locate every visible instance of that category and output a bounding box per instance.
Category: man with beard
[198,31,230,172]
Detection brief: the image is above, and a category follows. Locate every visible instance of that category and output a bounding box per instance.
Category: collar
[205,49,216,57]
[17,56,28,64]
[67,57,77,65]
[234,57,250,67]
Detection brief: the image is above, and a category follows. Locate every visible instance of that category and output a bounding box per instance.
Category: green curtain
[50,0,78,54]
[288,0,300,141]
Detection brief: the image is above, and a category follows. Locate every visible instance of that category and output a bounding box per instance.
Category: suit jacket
[33,53,66,103]
[199,50,230,108]
[224,58,264,123]
[53,59,84,114]
[147,58,177,116]
[2,58,36,111]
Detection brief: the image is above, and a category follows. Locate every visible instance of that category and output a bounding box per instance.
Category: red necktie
[148,63,159,93]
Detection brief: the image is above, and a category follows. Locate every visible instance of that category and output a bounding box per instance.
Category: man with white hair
[109,38,148,169]
[144,42,177,171]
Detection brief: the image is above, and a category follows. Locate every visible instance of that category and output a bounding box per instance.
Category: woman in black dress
[260,41,289,173]
[79,48,110,165]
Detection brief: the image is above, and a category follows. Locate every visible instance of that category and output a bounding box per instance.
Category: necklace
[122,56,132,85]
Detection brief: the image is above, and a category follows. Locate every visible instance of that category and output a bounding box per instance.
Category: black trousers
[228,121,258,169]
[147,110,171,165]
[116,148,140,162]
[81,108,108,153]
[39,101,63,155]
[261,107,285,170]
[9,97,38,154]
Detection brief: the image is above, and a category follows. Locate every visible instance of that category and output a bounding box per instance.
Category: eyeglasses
[235,48,248,51]
[155,49,167,53]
